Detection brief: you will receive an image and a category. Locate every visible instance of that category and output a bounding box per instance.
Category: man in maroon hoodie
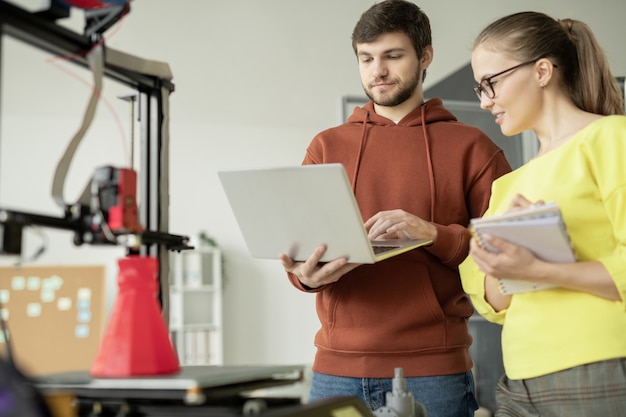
[280,1,511,415]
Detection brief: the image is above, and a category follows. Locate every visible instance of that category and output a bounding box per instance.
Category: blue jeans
[308,371,479,417]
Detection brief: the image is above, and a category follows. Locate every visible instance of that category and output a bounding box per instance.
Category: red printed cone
[90,255,180,377]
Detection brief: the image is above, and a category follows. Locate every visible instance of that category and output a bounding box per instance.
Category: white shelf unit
[169,247,223,366]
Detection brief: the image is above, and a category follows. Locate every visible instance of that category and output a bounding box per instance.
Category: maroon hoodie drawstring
[420,104,436,222]
[351,109,370,190]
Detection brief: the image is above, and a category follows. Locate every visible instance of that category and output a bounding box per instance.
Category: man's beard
[364,70,420,107]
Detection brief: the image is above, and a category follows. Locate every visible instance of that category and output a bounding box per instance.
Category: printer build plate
[35,365,305,405]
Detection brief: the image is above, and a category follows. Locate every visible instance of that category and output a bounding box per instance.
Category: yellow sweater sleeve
[458,253,507,324]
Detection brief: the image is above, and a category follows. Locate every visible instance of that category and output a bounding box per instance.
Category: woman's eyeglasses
[472,60,540,100]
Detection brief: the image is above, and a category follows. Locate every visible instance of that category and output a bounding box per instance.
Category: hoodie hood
[346,98,458,127]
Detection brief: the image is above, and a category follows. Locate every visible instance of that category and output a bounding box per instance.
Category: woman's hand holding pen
[470,193,546,280]
[470,192,547,280]
[506,193,545,212]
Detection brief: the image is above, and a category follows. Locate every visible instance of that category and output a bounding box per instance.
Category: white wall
[2,0,625,369]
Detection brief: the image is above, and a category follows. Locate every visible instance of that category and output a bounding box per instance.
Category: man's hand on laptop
[364,209,437,242]
[279,245,361,289]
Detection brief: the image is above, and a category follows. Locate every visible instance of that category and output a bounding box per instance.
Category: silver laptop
[218,164,432,264]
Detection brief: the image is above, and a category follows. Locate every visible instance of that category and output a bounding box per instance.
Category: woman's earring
[540,83,546,89]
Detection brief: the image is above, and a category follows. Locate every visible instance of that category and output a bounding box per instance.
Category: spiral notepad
[469,202,576,294]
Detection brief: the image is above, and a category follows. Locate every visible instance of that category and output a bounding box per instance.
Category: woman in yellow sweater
[459,11,626,417]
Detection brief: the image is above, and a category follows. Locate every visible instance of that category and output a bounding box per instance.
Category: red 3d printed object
[90,255,180,377]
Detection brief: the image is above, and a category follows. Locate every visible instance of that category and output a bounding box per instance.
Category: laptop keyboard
[372,245,400,254]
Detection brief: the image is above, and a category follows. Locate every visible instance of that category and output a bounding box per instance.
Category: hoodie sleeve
[426,147,512,269]
[286,271,326,293]
[426,223,472,268]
